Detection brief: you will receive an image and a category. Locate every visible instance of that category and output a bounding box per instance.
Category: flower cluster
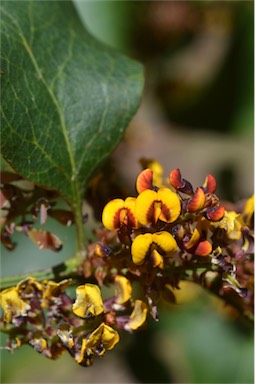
[0,162,253,366]
[84,162,254,321]
[0,275,147,366]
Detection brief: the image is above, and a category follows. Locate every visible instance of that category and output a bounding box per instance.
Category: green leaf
[0,1,143,209]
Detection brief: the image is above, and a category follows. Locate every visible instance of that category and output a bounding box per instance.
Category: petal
[27,229,62,252]
[72,284,104,318]
[152,231,178,253]
[169,168,183,189]
[30,337,48,352]
[0,287,30,322]
[86,323,120,353]
[194,240,212,256]
[157,188,181,223]
[242,194,254,227]
[169,169,194,195]
[205,206,225,222]
[131,233,153,265]
[102,199,125,230]
[186,187,205,213]
[151,249,164,268]
[114,275,132,305]
[139,159,163,188]
[124,300,148,331]
[136,168,154,193]
[203,174,217,194]
[124,197,139,229]
[57,327,74,349]
[135,190,158,225]
[135,188,181,225]
[42,279,72,299]
[184,228,200,249]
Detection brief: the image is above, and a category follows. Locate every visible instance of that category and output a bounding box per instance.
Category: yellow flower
[135,187,181,225]
[76,323,119,364]
[102,197,138,230]
[131,231,177,267]
[114,275,132,305]
[124,300,148,331]
[0,287,30,322]
[215,211,242,240]
[72,284,104,318]
[42,279,72,300]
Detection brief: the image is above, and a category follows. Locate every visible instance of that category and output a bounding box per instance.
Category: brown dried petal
[27,229,63,252]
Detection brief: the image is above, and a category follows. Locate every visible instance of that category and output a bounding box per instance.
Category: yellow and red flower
[135,187,181,226]
[102,197,138,231]
[131,231,178,267]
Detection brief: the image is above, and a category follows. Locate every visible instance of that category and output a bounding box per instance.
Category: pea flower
[135,188,181,226]
[102,197,138,231]
[72,284,104,318]
[114,275,132,306]
[0,286,30,322]
[75,323,120,365]
[131,231,177,267]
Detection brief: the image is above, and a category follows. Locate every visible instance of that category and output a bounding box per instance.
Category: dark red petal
[204,206,225,222]
[203,174,217,194]
[186,187,205,213]
[136,169,154,193]
[169,169,194,195]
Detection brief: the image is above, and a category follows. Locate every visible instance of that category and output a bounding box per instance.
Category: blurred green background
[1,1,254,383]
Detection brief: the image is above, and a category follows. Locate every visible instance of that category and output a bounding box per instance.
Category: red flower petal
[203,174,217,194]
[194,240,212,256]
[205,206,225,222]
[169,169,194,195]
[136,169,154,194]
[186,188,205,213]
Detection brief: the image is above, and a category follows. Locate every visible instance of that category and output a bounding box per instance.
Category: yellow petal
[42,278,72,299]
[102,199,125,230]
[135,188,181,225]
[131,233,153,265]
[157,188,181,223]
[152,231,178,254]
[217,211,242,240]
[242,195,254,227]
[86,323,120,354]
[135,189,158,225]
[125,300,148,331]
[0,287,30,322]
[114,275,132,305]
[72,284,104,318]
[151,249,164,268]
[185,227,200,249]
[57,325,74,349]
[123,197,139,229]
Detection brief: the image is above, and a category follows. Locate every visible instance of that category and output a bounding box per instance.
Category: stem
[0,255,84,290]
[72,190,87,259]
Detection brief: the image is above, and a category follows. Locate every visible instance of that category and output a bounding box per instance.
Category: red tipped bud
[169,169,194,195]
[203,174,217,194]
[136,169,154,194]
[205,206,225,222]
[186,188,205,213]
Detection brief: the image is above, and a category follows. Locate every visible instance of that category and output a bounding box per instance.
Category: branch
[0,254,85,290]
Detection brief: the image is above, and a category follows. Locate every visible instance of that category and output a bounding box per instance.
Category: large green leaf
[0,1,143,208]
